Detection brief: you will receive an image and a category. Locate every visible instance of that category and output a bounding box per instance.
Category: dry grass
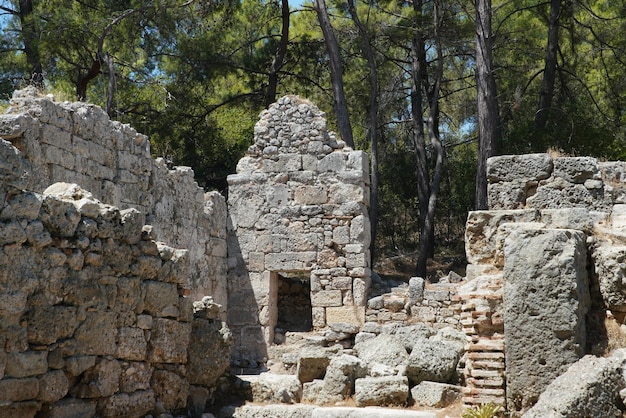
[605,316,626,354]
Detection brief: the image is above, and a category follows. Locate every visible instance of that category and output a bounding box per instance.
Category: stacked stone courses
[227,96,372,363]
[0,88,228,311]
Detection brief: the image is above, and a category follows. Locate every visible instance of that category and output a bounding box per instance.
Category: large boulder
[321,354,367,401]
[405,338,459,385]
[354,376,409,407]
[353,334,408,370]
[410,381,462,408]
[522,353,625,418]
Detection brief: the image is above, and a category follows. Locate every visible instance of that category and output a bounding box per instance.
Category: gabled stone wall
[1,88,227,310]
[227,96,371,363]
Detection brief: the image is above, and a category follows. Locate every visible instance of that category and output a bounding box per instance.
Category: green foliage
[461,402,503,418]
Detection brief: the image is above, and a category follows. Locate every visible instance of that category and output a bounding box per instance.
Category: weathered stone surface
[522,353,625,418]
[219,404,315,418]
[0,377,39,401]
[380,324,434,353]
[38,370,69,402]
[98,389,155,418]
[503,228,590,411]
[465,209,540,265]
[487,154,553,183]
[76,358,121,398]
[354,376,409,407]
[147,318,191,363]
[410,381,461,408]
[322,354,367,400]
[311,407,436,418]
[297,348,332,383]
[243,373,303,404]
[5,351,48,378]
[593,244,626,312]
[152,369,189,411]
[353,334,408,369]
[405,338,459,385]
[44,398,96,418]
[187,317,232,387]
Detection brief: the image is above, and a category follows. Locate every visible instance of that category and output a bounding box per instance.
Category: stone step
[218,405,438,418]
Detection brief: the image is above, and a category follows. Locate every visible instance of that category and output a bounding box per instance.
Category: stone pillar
[503,228,590,412]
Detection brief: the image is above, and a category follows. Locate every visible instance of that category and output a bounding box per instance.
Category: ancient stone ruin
[3,88,626,417]
[226,96,371,364]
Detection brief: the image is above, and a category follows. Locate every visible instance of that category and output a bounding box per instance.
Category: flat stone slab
[218,405,437,418]
[311,407,436,418]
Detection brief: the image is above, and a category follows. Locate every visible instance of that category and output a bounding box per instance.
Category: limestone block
[405,338,459,385]
[541,208,594,232]
[37,370,69,402]
[346,252,369,269]
[465,209,540,265]
[318,152,346,172]
[243,373,303,404]
[350,214,371,245]
[143,281,179,317]
[5,351,47,378]
[44,398,96,418]
[116,327,147,361]
[323,354,367,398]
[354,376,409,407]
[324,305,365,327]
[26,305,77,345]
[40,191,82,237]
[73,311,117,356]
[311,290,342,307]
[493,222,545,268]
[329,183,365,204]
[523,353,625,418]
[64,355,96,377]
[25,220,52,247]
[119,361,153,392]
[0,377,39,401]
[352,277,370,306]
[312,307,326,328]
[187,318,232,387]
[410,381,461,408]
[147,318,191,363]
[527,178,606,210]
[409,277,425,304]
[592,244,626,312]
[353,334,408,369]
[98,390,154,418]
[265,252,316,271]
[76,358,121,398]
[152,369,189,410]
[332,226,350,245]
[0,400,40,418]
[294,186,328,205]
[0,138,26,189]
[157,248,189,284]
[0,191,42,221]
[266,184,291,206]
[487,153,553,183]
[554,156,599,183]
[382,324,435,353]
[286,233,320,252]
[503,228,589,411]
[297,349,332,384]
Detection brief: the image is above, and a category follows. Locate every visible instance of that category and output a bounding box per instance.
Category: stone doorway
[275,272,313,334]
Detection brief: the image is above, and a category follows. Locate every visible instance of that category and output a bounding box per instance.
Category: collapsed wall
[227,96,371,363]
[464,153,626,413]
[0,88,227,311]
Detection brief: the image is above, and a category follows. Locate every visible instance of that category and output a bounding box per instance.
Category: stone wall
[227,96,371,363]
[463,153,626,414]
[0,178,231,417]
[0,88,227,311]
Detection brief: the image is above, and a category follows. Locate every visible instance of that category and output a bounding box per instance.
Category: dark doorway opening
[276,272,313,332]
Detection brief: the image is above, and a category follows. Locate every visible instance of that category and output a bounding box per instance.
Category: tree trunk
[346,0,379,261]
[475,0,501,210]
[413,0,445,279]
[534,0,561,131]
[18,0,43,87]
[313,0,354,148]
[265,0,290,108]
